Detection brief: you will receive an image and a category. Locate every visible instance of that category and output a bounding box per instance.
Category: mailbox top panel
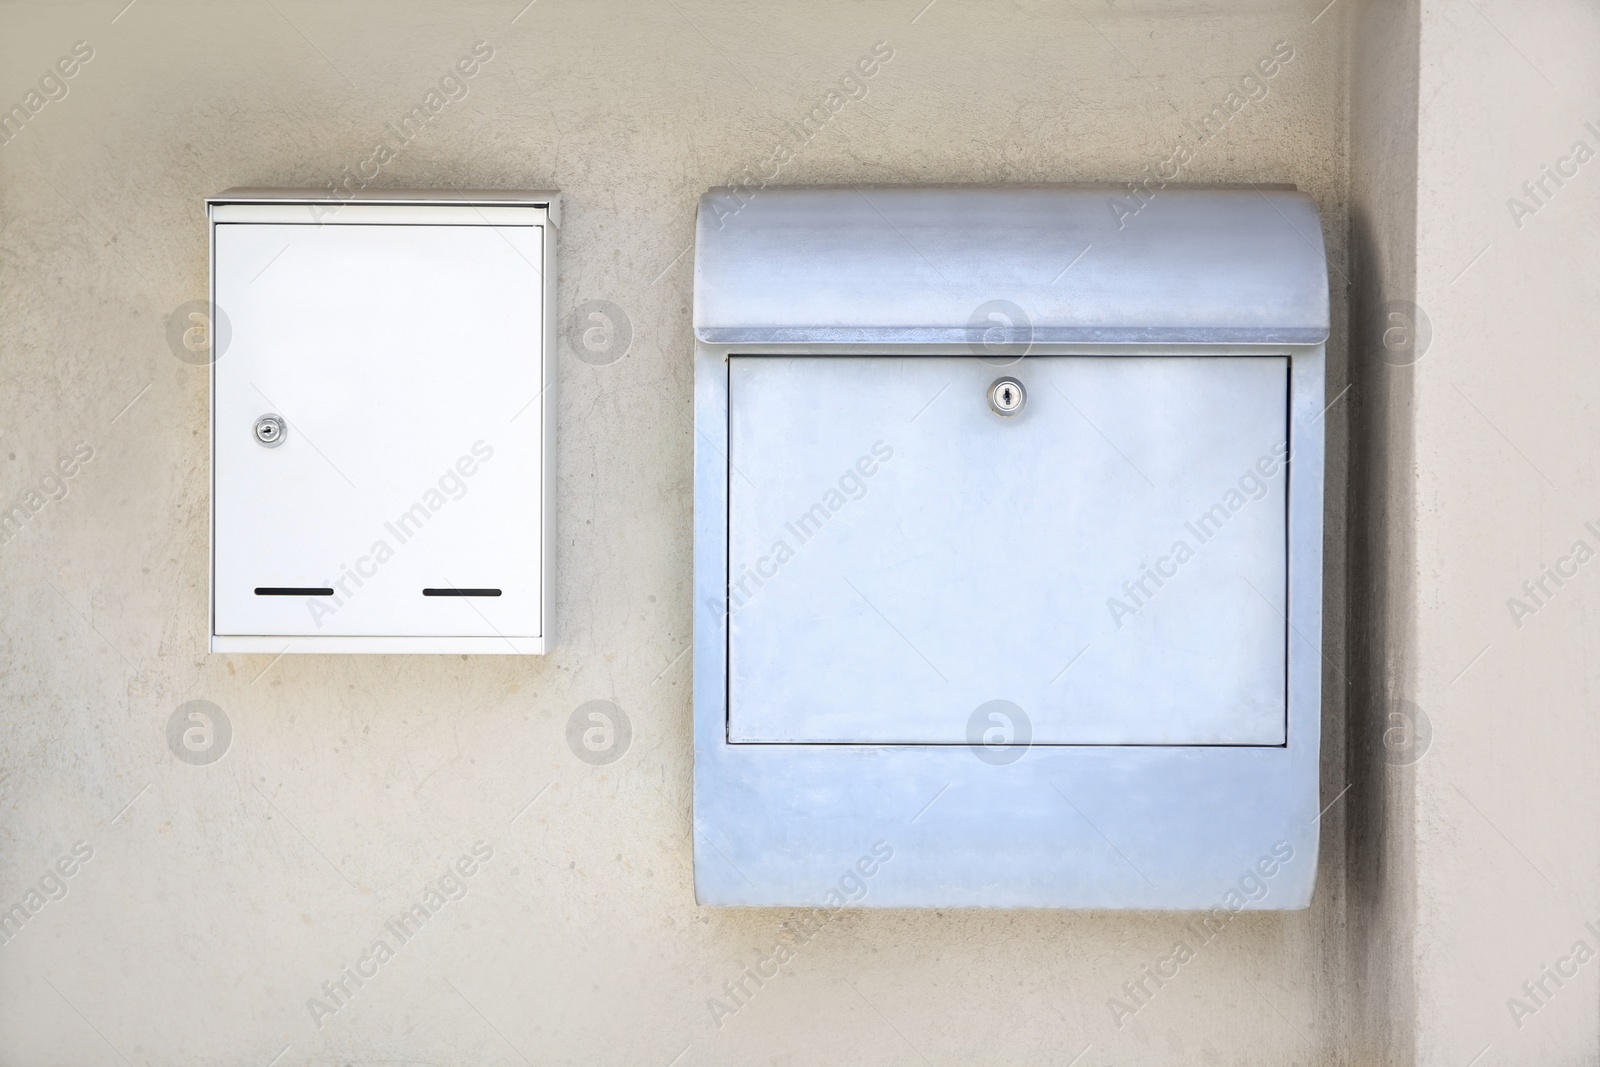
[208,188,560,225]
[694,184,1328,346]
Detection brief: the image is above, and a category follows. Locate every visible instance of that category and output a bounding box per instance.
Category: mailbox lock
[253,414,286,448]
[988,377,1026,417]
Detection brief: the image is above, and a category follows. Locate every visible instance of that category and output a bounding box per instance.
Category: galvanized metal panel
[725,354,1290,746]
[694,185,1329,346]
[693,342,1325,909]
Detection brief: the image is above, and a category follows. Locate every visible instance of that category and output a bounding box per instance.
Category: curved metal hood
[693,184,1330,346]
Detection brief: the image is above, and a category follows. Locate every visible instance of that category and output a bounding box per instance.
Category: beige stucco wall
[0,1,1367,1064]
[1409,1,1600,1064]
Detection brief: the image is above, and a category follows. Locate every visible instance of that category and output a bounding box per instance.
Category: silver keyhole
[253,414,286,447]
[988,377,1026,416]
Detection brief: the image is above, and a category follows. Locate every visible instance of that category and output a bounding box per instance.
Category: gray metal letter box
[692,185,1329,908]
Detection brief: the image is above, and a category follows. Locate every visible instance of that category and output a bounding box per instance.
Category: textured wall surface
[0,1,1354,1064]
[1410,2,1600,1064]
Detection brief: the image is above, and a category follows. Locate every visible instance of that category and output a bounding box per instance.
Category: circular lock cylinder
[253,413,286,447]
[988,376,1026,416]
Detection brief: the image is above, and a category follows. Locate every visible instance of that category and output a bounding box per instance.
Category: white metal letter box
[206,189,557,655]
[693,185,1328,908]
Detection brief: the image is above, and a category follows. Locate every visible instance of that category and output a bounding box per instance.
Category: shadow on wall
[1343,0,1423,1056]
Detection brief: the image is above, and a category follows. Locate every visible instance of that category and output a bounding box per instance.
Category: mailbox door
[726,354,1289,746]
[212,220,544,638]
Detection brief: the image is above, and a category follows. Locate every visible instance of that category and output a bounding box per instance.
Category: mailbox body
[692,186,1329,909]
[206,189,557,655]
